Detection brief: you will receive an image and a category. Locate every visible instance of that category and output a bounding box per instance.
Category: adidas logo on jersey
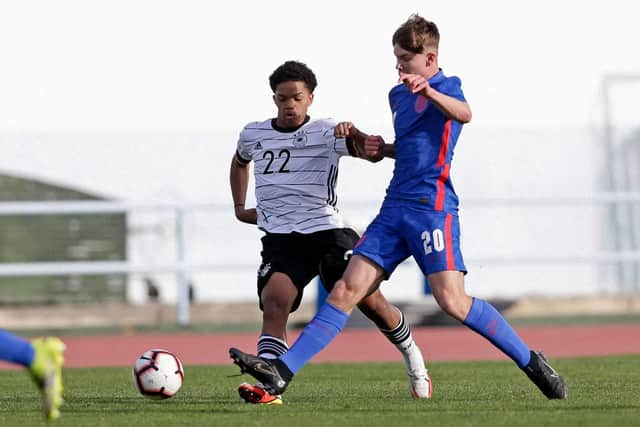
[255,142,263,150]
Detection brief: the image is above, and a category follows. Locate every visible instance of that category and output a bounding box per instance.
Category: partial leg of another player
[0,330,65,420]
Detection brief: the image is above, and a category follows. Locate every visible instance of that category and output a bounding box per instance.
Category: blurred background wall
[1,123,638,306]
[0,0,638,324]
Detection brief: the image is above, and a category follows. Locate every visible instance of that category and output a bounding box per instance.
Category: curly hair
[392,14,440,54]
[269,61,318,93]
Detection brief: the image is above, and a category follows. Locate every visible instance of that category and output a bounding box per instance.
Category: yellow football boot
[29,337,66,421]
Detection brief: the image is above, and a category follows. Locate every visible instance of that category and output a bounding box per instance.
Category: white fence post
[175,207,190,326]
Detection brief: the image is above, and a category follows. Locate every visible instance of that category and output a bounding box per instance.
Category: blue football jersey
[384,69,466,212]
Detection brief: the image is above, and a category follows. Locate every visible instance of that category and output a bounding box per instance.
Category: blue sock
[463,298,531,368]
[280,302,349,374]
[0,330,35,367]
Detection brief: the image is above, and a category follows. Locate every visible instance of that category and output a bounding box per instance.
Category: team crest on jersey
[293,131,308,147]
[415,95,429,113]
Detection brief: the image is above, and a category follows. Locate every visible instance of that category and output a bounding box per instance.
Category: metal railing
[2,194,640,324]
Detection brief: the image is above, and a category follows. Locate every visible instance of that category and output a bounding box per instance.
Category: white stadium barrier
[1,194,640,325]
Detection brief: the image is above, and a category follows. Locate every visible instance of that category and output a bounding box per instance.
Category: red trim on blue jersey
[436,120,451,167]
[434,120,452,211]
[354,234,367,249]
[444,213,454,270]
[435,163,450,211]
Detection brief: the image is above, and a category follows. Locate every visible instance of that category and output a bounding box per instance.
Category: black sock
[273,358,294,382]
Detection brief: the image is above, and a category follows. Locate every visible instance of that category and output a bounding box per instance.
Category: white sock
[257,334,288,359]
[380,312,427,374]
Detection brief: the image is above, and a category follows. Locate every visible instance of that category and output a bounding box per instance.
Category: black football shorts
[256,228,358,312]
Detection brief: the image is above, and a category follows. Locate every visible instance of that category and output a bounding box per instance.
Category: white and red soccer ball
[132,349,184,399]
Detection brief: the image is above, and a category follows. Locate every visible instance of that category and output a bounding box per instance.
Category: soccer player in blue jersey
[0,330,65,419]
[230,14,568,400]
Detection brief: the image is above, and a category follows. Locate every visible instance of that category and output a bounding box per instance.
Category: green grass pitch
[0,355,638,426]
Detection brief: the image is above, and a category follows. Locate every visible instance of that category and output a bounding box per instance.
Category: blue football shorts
[353,205,467,277]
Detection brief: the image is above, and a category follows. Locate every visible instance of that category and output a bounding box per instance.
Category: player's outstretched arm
[364,136,395,159]
[229,153,257,224]
[335,121,386,163]
[400,72,472,123]
[426,89,472,123]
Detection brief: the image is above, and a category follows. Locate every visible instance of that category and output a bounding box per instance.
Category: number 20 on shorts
[422,229,445,254]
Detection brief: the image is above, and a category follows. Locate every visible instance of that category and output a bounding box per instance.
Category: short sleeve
[236,128,253,162]
[443,76,466,102]
[319,118,349,157]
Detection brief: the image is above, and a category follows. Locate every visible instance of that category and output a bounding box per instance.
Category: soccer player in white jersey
[229,60,431,404]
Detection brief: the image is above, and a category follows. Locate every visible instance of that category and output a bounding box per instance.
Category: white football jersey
[236,117,351,234]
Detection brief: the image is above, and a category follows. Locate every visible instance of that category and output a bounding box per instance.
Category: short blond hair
[392,14,439,54]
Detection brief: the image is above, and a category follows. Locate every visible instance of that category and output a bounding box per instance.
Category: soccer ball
[132,349,184,399]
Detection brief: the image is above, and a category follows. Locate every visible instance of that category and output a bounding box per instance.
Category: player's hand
[399,72,431,96]
[364,135,385,162]
[234,206,257,224]
[334,121,356,138]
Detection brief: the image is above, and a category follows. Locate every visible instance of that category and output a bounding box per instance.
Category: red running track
[4,324,636,368]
